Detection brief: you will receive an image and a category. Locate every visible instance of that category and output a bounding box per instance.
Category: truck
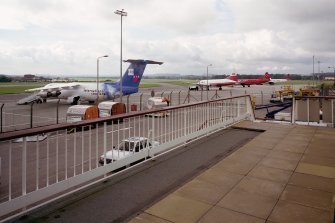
[99,137,160,165]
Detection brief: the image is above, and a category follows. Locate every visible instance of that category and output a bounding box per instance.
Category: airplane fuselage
[36,82,137,103]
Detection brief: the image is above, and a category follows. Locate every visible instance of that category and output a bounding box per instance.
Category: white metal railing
[0,95,254,220]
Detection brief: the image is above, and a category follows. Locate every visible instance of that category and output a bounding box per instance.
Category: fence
[0,95,254,220]
[0,89,277,133]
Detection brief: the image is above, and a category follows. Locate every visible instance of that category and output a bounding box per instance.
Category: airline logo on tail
[264,72,270,80]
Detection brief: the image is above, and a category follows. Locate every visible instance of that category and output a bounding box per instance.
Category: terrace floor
[129,121,335,223]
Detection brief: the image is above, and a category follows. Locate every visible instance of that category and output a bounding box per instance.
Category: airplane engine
[37,91,51,98]
[51,90,61,97]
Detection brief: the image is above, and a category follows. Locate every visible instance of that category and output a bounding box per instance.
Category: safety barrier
[0,95,254,220]
[292,96,335,127]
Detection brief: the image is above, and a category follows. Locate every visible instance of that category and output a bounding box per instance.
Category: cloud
[0,0,334,75]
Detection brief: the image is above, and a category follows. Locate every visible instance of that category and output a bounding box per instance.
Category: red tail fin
[264,72,270,80]
[227,73,238,81]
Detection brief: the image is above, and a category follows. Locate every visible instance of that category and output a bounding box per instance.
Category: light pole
[328,66,335,87]
[115,9,127,102]
[97,55,109,103]
[207,64,212,100]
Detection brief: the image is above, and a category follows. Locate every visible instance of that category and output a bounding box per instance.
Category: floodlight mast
[114,9,127,102]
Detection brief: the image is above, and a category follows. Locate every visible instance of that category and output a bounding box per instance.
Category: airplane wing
[25,83,80,92]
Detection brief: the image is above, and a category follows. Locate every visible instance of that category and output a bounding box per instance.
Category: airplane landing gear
[72,96,80,105]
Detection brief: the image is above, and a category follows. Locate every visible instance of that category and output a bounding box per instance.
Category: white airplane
[268,74,291,85]
[194,73,238,90]
[18,59,163,105]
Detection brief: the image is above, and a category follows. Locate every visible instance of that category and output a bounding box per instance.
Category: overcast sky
[1,0,335,76]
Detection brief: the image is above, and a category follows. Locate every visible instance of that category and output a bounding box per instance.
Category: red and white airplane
[238,72,271,87]
[191,73,238,90]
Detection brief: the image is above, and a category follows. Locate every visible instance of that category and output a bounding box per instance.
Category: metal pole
[207,66,209,100]
[140,93,143,111]
[312,55,314,84]
[120,14,123,102]
[97,58,99,103]
[97,55,109,104]
[0,103,4,133]
[30,102,34,128]
[115,9,127,103]
[56,99,60,124]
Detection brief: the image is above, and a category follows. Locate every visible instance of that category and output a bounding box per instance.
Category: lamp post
[207,64,212,100]
[115,9,127,102]
[328,66,335,87]
[97,55,109,103]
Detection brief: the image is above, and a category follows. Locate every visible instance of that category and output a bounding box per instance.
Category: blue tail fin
[120,59,163,88]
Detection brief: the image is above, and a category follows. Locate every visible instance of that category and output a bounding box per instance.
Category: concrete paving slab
[235,176,285,199]
[260,157,298,171]
[213,155,260,175]
[272,142,307,154]
[235,146,271,157]
[283,134,312,143]
[244,139,277,150]
[217,187,277,219]
[128,213,171,223]
[197,206,265,223]
[173,178,229,205]
[306,146,335,159]
[288,173,335,193]
[268,200,333,223]
[296,163,335,178]
[145,194,211,223]
[248,164,292,183]
[197,169,244,190]
[301,154,335,168]
[280,185,334,211]
[267,150,303,162]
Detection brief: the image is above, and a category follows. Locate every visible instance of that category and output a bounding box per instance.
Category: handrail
[0,95,252,141]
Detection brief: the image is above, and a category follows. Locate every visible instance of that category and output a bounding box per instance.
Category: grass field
[0,82,160,94]
[139,83,161,88]
[0,85,45,94]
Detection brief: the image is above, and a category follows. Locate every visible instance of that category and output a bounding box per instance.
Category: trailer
[66,105,99,123]
[146,97,170,117]
[98,101,126,117]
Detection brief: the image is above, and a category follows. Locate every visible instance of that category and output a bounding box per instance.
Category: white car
[99,137,159,165]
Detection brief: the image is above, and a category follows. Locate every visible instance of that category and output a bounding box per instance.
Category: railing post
[161,91,164,98]
[169,91,173,105]
[22,137,27,195]
[1,103,4,133]
[261,91,264,105]
[201,90,203,101]
[188,90,190,103]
